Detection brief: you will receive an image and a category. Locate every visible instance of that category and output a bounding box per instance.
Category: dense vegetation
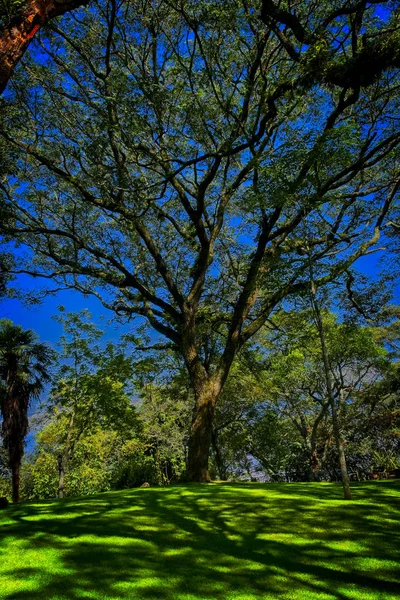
[0,305,399,502]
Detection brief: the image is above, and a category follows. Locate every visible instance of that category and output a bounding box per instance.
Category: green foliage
[62,429,118,496]
[20,452,58,500]
[0,446,11,500]
[18,310,192,500]
[137,382,191,484]
[5,303,397,500]
[51,309,138,427]
[0,0,26,28]
[111,439,163,489]
[0,477,10,498]
[208,309,400,482]
[0,320,54,500]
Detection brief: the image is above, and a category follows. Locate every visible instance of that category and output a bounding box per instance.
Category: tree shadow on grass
[0,482,399,600]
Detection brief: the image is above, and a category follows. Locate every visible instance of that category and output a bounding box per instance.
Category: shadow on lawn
[1,482,399,600]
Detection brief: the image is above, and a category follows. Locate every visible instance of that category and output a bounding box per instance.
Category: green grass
[0,482,399,600]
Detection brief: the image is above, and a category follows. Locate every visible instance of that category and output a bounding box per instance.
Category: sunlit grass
[0,481,399,599]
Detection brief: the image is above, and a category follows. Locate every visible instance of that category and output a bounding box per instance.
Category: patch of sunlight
[132,524,170,532]
[303,527,329,534]
[291,571,333,587]
[128,576,171,589]
[224,533,243,541]
[378,504,400,515]
[71,590,108,599]
[310,557,354,572]
[212,565,235,573]
[348,556,400,573]
[61,534,157,549]
[1,482,399,600]
[109,505,144,513]
[212,556,269,572]
[337,586,399,600]
[256,532,308,544]
[325,540,366,552]
[113,569,168,591]
[20,512,79,522]
[0,575,42,597]
[225,594,262,600]
[162,547,193,557]
[172,531,196,540]
[0,547,74,597]
[0,515,16,526]
[0,542,68,568]
[20,502,56,509]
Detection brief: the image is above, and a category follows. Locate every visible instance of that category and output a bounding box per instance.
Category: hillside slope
[0,482,399,599]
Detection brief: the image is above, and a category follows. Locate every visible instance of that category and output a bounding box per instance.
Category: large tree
[0,320,53,502]
[1,0,400,481]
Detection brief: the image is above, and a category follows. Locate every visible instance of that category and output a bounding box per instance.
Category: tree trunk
[11,462,20,503]
[58,407,75,498]
[0,0,90,95]
[211,429,227,480]
[58,454,65,498]
[186,380,220,482]
[309,272,352,500]
[331,401,352,499]
[310,402,329,476]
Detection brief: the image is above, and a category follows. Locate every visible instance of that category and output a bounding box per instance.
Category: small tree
[0,319,53,502]
[49,309,137,497]
[262,308,394,488]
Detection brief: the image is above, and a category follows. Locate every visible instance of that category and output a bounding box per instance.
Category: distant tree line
[1,305,399,502]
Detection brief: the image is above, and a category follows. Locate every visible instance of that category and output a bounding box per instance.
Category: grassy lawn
[0,482,399,600]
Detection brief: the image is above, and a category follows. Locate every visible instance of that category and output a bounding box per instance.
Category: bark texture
[310,280,352,500]
[11,463,20,503]
[186,384,219,482]
[331,401,352,499]
[211,430,227,481]
[0,0,90,94]
[57,454,65,498]
[2,369,29,503]
[57,407,75,498]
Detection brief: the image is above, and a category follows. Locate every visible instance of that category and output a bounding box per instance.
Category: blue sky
[0,275,130,348]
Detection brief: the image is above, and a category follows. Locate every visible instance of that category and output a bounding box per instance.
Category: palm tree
[0,320,53,502]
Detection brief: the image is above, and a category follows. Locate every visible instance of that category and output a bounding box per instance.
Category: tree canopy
[1,0,400,480]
